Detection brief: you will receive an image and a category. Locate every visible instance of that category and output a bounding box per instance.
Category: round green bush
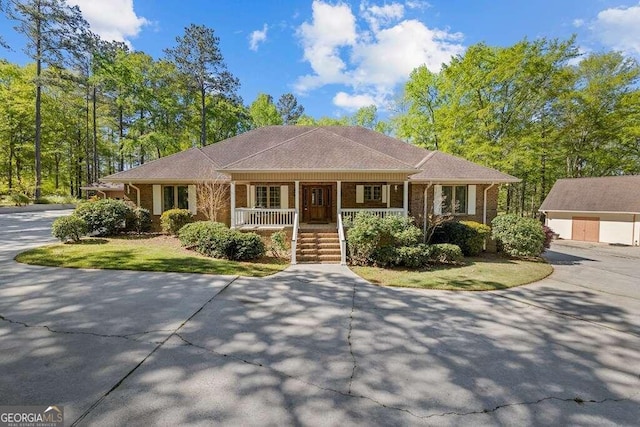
[396,244,431,268]
[126,207,152,234]
[347,212,422,266]
[194,229,265,261]
[74,199,133,236]
[426,243,464,264]
[178,221,227,247]
[491,214,545,258]
[160,209,193,235]
[52,215,87,243]
[432,221,490,256]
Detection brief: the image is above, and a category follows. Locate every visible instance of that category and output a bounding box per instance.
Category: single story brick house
[103,126,519,262]
[540,176,640,246]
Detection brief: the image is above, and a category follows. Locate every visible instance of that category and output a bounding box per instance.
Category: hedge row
[178,221,265,261]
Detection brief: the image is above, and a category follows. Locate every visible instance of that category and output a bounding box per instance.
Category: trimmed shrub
[160,209,193,235]
[460,221,491,256]
[34,197,51,204]
[52,215,87,243]
[127,207,152,234]
[432,220,490,256]
[426,243,464,264]
[491,214,545,258]
[195,229,265,261]
[347,212,422,266]
[178,221,227,247]
[396,244,431,269]
[74,199,133,236]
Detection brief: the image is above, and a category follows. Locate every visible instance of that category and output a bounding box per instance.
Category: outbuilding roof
[102,126,519,183]
[540,175,640,213]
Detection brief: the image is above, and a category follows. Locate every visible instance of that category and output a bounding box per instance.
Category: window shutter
[249,185,255,208]
[381,185,387,203]
[280,185,289,209]
[188,184,197,215]
[433,185,442,215]
[152,185,162,215]
[356,185,364,204]
[467,185,476,215]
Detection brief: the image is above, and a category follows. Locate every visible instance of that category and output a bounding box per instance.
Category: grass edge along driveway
[352,255,553,291]
[15,235,288,277]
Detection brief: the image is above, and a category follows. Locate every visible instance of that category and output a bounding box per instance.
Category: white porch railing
[291,211,299,265]
[340,208,405,223]
[235,208,296,227]
[337,212,347,265]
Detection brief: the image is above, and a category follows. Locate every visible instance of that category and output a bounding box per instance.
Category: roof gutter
[128,182,141,207]
[483,183,496,225]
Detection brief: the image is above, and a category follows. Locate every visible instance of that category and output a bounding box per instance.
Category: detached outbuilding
[540,176,640,246]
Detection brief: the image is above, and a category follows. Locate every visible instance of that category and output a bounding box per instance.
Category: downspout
[97,190,106,199]
[423,182,433,242]
[483,183,497,225]
[129,182,141,207]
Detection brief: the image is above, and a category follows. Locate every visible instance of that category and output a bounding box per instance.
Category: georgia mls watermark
[0,406,63,427]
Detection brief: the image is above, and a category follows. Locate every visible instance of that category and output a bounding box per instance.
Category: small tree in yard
[424,195,454,243]
[196,179,229,222]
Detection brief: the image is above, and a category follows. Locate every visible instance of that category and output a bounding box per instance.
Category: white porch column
[336,180,341,219]
[295,181,300,213]
[403,181,409,217]
[230,181,236,228]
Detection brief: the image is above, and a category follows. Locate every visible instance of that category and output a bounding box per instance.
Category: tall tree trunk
[200,86,206,147]
[92,85,98,181]
[54,152,60,190]
[85,86,91,184]
[118,106,124,171]
[8,134,13,189]
[34,7,43,199]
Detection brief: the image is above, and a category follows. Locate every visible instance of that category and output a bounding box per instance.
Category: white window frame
[442,185,467,214]
[364,184,383,202]
[162,185,189,212]
[255,185,281,208]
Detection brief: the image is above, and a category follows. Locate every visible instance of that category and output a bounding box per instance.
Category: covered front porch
[230,180,410,229]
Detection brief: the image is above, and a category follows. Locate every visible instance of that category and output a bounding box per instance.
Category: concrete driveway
[0,211,638,426]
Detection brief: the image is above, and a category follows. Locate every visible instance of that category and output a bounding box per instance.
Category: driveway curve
[0,211,638,426]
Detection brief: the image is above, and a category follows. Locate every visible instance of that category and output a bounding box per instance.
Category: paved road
[0,212,638,426]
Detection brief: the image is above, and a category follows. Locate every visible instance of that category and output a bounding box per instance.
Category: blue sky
[2,0,640,119]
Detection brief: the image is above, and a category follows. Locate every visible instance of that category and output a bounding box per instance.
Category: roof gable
[540,176,640,213]
[220,128,417,171]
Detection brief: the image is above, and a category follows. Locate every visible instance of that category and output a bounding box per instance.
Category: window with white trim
[162,185,188,211]
[441,185,467,214]
[255,186,281,208]
[364,185,382,202]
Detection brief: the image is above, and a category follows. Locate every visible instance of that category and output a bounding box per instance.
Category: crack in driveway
[0,314,170,344]
[70,276,239,427]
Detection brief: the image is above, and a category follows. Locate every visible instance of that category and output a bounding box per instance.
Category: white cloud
[591,2,640,54]
[405,0,431,10]
[249,24,268,51]
[66,0,148,45]
[572,18,584,28]
[361,1,405,32]
[295,0,464,110]
[333,91,378,110]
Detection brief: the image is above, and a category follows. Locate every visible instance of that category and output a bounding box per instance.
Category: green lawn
[15,235,288,277]
[352,255,553,291]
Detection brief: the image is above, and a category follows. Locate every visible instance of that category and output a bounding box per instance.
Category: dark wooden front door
[303,185,331,223]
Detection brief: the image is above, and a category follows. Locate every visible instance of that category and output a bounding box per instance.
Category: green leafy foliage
[426,244,464,265]
[74,199,132,236]
[177,221,265,261]
[270,230,288,258]
[51,215,87,243]
[432,221,490,256]
[160,209,193,235]
[492,214,546,258]
[126,207,152,234]
[178,221,227,247]
[347,212,422,267]
[10,192,30,206]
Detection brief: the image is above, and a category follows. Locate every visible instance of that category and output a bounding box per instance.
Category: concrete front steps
[296,229,341,263]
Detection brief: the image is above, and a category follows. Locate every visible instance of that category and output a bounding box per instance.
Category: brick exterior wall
[408,183,499,227]
[341,182,403,209]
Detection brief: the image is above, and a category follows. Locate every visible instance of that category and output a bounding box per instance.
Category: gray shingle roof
[409,151,520,183]
[540,176,640,213]
[102,126,519,183]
